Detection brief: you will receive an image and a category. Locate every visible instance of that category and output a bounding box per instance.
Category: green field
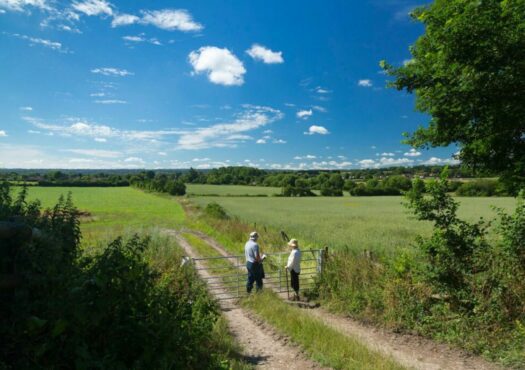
[186,183,281,196]
[19,187,185,243]
[192,195,516,253]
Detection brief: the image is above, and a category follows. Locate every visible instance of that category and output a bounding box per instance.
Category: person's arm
[255,243,262,262]
[286,250,294,270]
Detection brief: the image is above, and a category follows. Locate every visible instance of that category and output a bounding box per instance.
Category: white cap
[249,231,259,239]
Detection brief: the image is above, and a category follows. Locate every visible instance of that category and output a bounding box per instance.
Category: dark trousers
[246,261,263,293]
[290,269,300,293]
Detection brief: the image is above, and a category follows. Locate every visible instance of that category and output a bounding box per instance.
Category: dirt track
[166,230,327,369]
[177,229,505,370]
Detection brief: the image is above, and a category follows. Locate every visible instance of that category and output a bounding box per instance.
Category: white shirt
[286,248,301,273]
[245,239,259,263]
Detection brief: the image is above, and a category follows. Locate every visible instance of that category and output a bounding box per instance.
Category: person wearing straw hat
[245,231,263,293]
[285,238,302,301]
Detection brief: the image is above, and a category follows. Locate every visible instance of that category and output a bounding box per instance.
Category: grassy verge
[181,230,406,370]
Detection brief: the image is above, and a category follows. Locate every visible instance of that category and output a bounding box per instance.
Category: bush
[0,184,220,369]
[205,202,230,220]
[456,179,500,196]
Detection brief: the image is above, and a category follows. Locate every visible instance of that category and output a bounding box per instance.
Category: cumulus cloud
[296,109,312,119]
[304,125,329,135]
[294,155,316,160]
[188,46,246,86]
[311,105,327,113]
[177,105,282,150]
[422,157,460,165]
[111,13,139,27]
[141,9,202,31]
[246,44,283,64]
[122,34,161,46]
[404,148,421,157]
[91,67,133,77]
[256,139,266,144]
[358,79,373,87]
[94,137,106,142]
[0,130,7,137]
[20,106,33,111]
[124,156,145,164]
[380,152,394,157]
[273,139,286,144]
[0,0,49,12]
[72,0,112,16]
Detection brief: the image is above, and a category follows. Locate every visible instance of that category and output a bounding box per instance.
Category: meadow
[19,187,185,244]
[186,183,281,196]
[191,195,516,253]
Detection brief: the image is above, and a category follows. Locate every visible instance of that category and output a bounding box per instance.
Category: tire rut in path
[180,229,506,370]
[165,230,327,370]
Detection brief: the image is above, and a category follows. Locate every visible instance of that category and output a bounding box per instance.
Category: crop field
[191,195,516,253]
[18,187,185,244]
[186,183,281,196]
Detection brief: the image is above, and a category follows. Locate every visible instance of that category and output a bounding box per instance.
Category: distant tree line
[0,165,514,196]
[129,171,186,196]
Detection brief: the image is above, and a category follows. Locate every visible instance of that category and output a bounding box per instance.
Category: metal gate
[191,249,325,300]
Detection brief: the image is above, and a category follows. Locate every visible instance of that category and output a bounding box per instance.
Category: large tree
[382,0,525,193]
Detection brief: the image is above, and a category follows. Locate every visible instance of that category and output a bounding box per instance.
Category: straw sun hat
[287,239,299,247]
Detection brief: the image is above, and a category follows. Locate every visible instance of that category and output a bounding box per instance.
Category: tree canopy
[382,0,525,193]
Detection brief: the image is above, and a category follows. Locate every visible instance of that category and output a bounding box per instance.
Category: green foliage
[455,179,508,197]
[382,0,525,192]
[130,171,186,195]
[205,202,230,220]
[0,184,223,369]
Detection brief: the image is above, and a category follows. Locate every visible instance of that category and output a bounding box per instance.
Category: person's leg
[255,263,263,291]
[246,262,255,293]
[291,270,300,298]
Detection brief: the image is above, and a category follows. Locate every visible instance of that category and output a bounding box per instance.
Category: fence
[191,249,325,300]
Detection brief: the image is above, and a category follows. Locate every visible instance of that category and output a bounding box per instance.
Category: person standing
[245,231,263,293]
[286,239,302,300]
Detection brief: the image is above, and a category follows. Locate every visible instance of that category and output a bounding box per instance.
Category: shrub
[205,202,230,220]
[0,184,220,369]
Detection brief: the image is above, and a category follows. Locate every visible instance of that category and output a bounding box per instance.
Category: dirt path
[164,230,327,370]
[182,229,505,370]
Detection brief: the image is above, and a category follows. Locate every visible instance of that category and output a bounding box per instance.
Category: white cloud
[296,109,313,119]
[19,106,33,111]
[188,46,245,86]
[358,159,376,168]
[122,34,161,46]
[10,33,66,52]
[311,105,327,113]
[111,13,139,27]
[0,130,7,137]
[72,0,112,16]
[90,92,105,97]
[422,157,460,165]
[0,0,49,12]
[157,151,167,156]
[315,86,331,94]
[273,139,286,144]
[177,105,282,150]
[404,148,421,157]
[94,99,127,104]
[304,125,329,135]
[91,67,133,77]
[64,149,121,158]
[141,9,202,31]
[246,44,283,64]
[94,137,106,142]
[256,139,266,144]
[358,79,373,87]
[381,152,395,157]
[124,156,145,164]
[23,116,182,142]
[294,155,316,160]
[379,157,414,166]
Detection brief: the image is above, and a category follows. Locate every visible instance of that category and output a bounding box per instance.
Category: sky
[0,0,459,170]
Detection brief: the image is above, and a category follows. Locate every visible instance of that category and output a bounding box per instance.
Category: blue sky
[0,0,458,170]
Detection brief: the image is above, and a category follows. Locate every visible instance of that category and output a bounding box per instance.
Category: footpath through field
[164,230,327,370]
[176,229,505,370]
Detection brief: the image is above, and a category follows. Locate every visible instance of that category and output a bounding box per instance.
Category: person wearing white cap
[245,231,263,293]
[285,239,302,300]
